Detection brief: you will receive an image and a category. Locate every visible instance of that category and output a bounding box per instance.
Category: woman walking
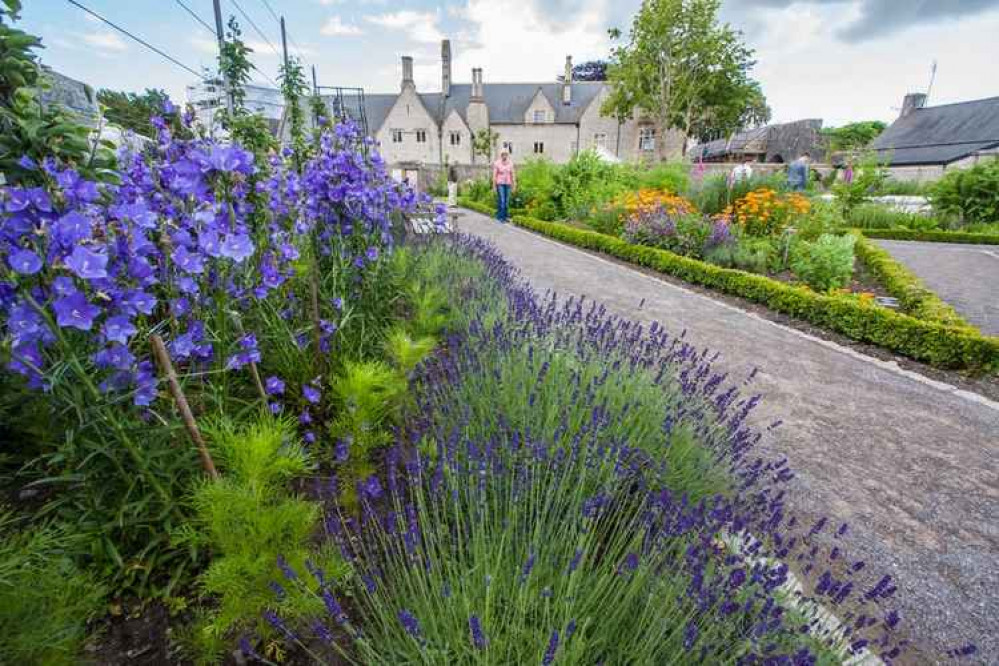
[492,151,516,223]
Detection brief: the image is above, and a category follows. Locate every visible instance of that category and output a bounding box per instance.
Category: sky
[20,0,999,128]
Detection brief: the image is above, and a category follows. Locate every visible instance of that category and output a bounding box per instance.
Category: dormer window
[533,110,547,124]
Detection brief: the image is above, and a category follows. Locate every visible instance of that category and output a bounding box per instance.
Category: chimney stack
[401,56,414,91]
[441,40,452,98]
[562,55,573,105]
[900,92,927,118]
[472,67,483,100]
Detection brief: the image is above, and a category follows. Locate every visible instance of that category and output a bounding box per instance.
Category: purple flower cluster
[0,117,421,412]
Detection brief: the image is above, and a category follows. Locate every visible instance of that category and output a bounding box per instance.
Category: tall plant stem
[150,334,220,480]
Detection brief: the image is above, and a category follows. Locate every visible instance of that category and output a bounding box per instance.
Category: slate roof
[871,96,999,165]
[350,82,606,134]
[689,126,770,160]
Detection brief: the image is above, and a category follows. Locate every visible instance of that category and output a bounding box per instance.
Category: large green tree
[603,0,766,153]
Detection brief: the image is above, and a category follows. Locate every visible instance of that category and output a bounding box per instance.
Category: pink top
[493,159,515,186]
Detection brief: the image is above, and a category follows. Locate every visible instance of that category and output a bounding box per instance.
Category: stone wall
[375,86,440,165]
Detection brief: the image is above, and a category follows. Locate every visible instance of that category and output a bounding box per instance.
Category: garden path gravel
[873,240,999,336]
[456,209,999,665]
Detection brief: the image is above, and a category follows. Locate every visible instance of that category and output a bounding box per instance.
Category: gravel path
[456,209,999,664]
[874,240,999,336]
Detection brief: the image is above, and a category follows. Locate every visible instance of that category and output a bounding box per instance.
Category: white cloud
[365,10,443,44]
[81,31,127,52]
[321,16,364,36]
[451,0,611,83]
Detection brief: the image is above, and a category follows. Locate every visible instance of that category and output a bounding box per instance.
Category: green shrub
[586,203,628,236]
[705,237,774,275]
[874,179,929,196]
[853,234,973,329]
[795,201,846,240]
[847,203,940,231]
[831,153,889,213]
[858,228,999,244]
[791,234,856,291]
[177,418,346,664]
[461,178,494,205]
[929,158,999,225]
[0,509,106,666]
[512,216,999,370]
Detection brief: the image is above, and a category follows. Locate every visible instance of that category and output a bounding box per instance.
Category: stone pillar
[562,55,573,105]
[900,92,927,118]
[441,40,452,98]
[401,56,415,92]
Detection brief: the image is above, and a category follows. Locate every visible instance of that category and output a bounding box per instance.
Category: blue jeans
[496,184,511,221]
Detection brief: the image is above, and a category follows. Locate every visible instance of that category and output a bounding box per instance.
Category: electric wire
[65,0,207,80]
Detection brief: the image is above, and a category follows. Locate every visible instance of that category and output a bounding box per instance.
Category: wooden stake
[150,334,220,480]
[310,266,324,374]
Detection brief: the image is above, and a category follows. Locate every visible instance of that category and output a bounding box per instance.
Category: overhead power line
[65,0,206,80]
[172,0,215,37]
[230,0,280,58]
[257,0,280,24]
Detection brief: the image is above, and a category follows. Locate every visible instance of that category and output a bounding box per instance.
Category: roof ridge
[918,95,999,111]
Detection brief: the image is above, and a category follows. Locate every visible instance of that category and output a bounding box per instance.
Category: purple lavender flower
[366,246,380,262]
[469,615,487,649]
[397,609,422,641]
[171,245,205,274]
[64,245,108,280]
[542,629,559,665]
[53,290,101,330]
[53,211,92,246]
[7,248,42,275]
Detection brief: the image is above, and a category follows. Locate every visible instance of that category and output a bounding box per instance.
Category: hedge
[505,215,999,371]
[853,233,975,330]
[860,229,999,245]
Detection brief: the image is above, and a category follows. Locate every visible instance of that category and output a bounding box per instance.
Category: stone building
[870,93,999,181]
[687,119,826,164]
[343,40,683,172]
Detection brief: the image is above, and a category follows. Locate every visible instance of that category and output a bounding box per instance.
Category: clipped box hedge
[503,214,999,371]
[861,229,999,245]
[853,233,974,330]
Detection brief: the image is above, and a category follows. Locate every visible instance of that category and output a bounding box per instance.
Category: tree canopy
[96,88,175,137]
[559,60,608,82]
[821,121,887,153]
[603,0,768,152]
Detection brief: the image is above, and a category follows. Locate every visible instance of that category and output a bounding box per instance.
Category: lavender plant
[266,237,907,664]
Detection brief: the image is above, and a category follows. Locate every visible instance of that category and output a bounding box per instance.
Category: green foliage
[331,360,406,455]
[179,418,345,664]
[512,215,999,370]
[873,178,928,196]
[846,203,940,231]
[929,158,999,226]
[831,153,888,214]
[472,128,498,162]
[0,5,115,185]
[821,121,886,153]
[794,200,845,240]
[96,88,179,138]
[586,202,628,235]
[218,16,253,113]
[790,233,855,291]
[853,234,973,329]
[0,508,106,666]
[690,172,788,216]
[227,112,278,163]
[705,237,774,274]
[279,56,309,169]
[859,228,999,244]
[604,0,765,145]
[385,327,437,378]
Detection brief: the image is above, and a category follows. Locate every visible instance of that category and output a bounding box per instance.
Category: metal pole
[212,0,234,114]
[280,16,289,71]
